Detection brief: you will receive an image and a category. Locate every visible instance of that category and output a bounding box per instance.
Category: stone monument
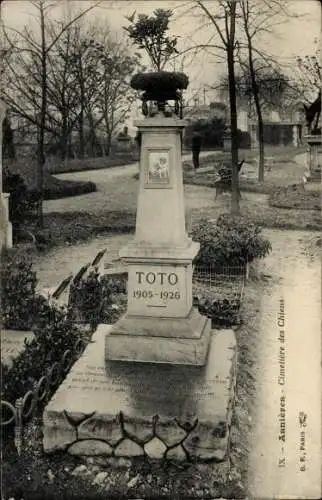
[43,72,237,463]
[104,78,211,364]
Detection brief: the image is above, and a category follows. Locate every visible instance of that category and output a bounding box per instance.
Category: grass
[12,144,321,251]
[269,185,321,211]
[193,202,321,231]
[29,210,136,250]
[27,181,320,252]
[183,147,307,195]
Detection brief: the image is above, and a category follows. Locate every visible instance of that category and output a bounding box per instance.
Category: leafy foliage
[198,296,241,328]
[192,215,272,267]
[296,51,321,100]
[1,303,83,404]
[124,9,178,71]
[2,170,39,230]
[68,271,127,327]
[1,250,38,330]
[219,65,290,114]
[68,269,104,326]
[131,71,188,91]
[184,117,226,148]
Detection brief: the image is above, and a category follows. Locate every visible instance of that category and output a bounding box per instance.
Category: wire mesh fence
[192,264,246,327]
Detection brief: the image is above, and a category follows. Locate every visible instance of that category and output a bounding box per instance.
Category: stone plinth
[43,326,237,461]
[105,114,211,365]
[103,308,211,365]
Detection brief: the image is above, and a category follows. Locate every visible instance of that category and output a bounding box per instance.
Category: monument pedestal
[104,308,211,365]
[43,326,237,461]
[104,115,211,366]
[43,86,237,465]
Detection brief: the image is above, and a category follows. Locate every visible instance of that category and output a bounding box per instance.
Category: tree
[193,0,240,214]
[2,0,100,227]
[238,0,291,182]
[295,50,321,103]
[43,21,141,158]
[219,66,289,114]
[96,40,141,155]
[124,8,179,71]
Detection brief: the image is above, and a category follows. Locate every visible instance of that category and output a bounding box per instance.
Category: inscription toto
[133,271,181,303]
[136,271,178,285]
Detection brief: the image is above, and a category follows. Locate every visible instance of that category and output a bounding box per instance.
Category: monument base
[104,308,211,365]
[43,326,237,462]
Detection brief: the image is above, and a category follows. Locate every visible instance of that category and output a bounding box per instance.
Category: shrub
[198,296,241,327]
[41,178,96,200]
[1,250,38,330]
[68,271,127,327]
[192,214,272,268]
[131,71,189,92]
[2,170,39,229]
[237,130,251,149]
[184,117,226,149]
[1,303,84,405]
[68,269,104,326]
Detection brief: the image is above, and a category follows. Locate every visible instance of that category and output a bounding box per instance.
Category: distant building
[183,101,227,124]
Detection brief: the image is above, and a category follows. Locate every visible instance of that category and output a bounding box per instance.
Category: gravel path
[248,228,321,499]
[43,152,219,214]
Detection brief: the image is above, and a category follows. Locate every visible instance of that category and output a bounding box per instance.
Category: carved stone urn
[131,71,189,118]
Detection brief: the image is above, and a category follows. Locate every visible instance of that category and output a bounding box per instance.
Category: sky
[1,0,321,127]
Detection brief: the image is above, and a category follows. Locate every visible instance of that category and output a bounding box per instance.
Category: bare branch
[46,2,102,53]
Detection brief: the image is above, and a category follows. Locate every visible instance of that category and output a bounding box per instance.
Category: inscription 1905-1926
[132,271,181,302]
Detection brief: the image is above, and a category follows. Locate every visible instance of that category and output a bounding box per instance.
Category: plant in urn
[124,9,189,117]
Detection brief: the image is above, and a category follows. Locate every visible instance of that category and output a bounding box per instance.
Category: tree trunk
[258,115,265,182]
[227,4,239,214]
[78,57,85,159]
[243,1,265,182]
[60,114,69,160]
[247,36,265,182]
[104,124,112,156]
[38,4,46,229]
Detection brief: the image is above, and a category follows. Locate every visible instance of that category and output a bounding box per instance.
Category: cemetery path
[43,151,217,214]
[34,233,132,293]
[36,189,268,290]
[247,228,321,499]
